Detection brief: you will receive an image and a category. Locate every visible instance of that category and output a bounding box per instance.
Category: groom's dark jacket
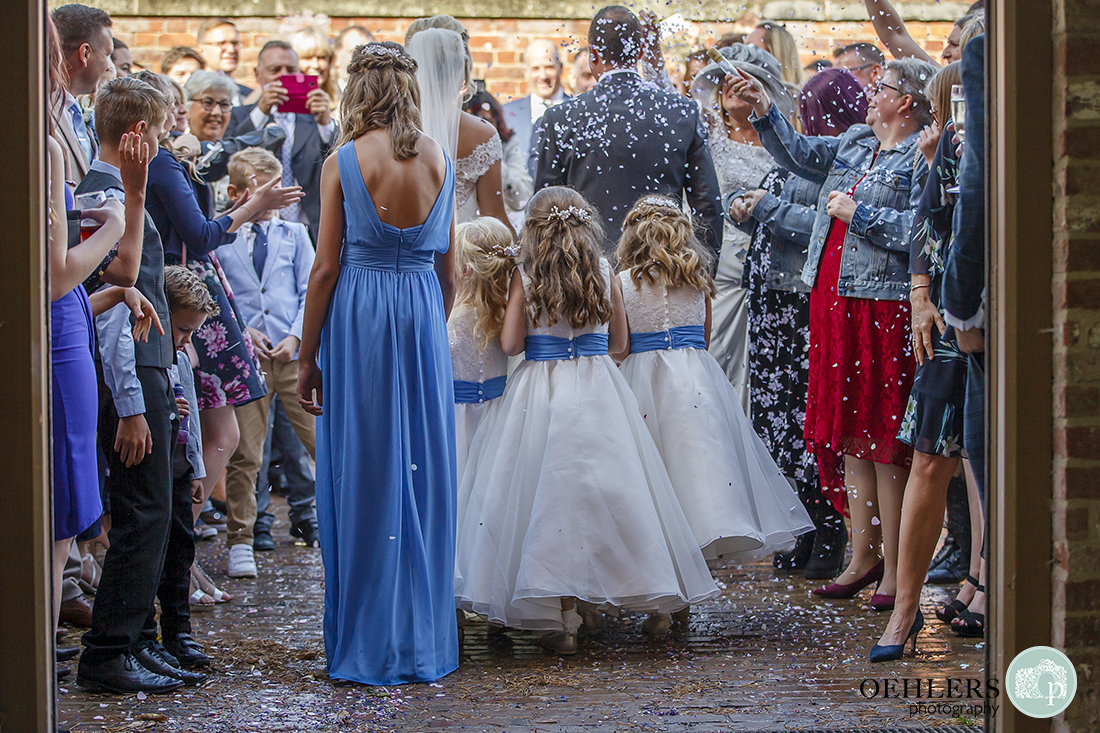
[534,70,723,265]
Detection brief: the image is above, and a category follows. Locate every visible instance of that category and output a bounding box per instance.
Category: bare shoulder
[462,112,497,141]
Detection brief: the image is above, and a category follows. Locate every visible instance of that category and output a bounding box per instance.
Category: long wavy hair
[454,217,516,350]
[520,187,610,329]
[616,195,715,297]
[334,42,422,159]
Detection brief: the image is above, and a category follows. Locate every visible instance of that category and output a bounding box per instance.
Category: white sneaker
[227,544,258,578]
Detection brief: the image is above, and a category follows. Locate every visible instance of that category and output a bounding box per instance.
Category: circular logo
[1005,646,1078,718]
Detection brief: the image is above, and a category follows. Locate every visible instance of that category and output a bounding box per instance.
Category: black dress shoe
[162,632,211,668]
[77,652,184,694]
[773,530,816,571]
[56,645,80,662]
[134,642,207,686]
[927,541,966,583]
[804,521,848,580]
[253,528,275,552]
[290,518,320,548]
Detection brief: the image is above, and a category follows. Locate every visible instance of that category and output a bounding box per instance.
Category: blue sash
[629,325,707,353]
[524,333,609,361]
[453,375,507,404]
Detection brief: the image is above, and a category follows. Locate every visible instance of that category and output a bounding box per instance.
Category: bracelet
[910,283,930,292]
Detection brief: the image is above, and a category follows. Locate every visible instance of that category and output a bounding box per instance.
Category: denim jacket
[749,174,821,292]
[751,105,928,301]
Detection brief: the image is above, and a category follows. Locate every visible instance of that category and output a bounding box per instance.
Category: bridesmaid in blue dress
[297,42,459,685]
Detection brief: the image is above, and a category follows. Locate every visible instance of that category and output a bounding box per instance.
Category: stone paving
[58,499,987,732]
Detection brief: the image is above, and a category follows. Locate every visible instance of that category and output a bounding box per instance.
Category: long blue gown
[315,141,458,685]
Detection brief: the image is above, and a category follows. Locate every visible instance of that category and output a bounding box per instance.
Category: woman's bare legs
[874,461,910,598]
[833,456,883,585]
[191,405,239,523]
[876,452,958,646]
[52,538,73,631]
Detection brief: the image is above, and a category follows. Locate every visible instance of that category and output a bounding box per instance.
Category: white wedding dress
[454,260,719,631]
[617,274,814,562]
[454,134,503,225]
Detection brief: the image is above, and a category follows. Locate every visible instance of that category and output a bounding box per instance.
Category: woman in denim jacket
[729,68,868,584]
[730,57,938,608]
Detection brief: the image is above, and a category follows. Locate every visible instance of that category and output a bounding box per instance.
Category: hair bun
[349,42,418,75]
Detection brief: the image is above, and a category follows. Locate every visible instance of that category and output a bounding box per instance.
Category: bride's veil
[405,28,465,164]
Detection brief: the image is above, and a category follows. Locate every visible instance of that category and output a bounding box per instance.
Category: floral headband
[636,195,679,210]
[545,205,592,224]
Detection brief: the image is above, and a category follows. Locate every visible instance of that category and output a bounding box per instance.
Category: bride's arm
[297,155,344,417]
[476,158,516,239]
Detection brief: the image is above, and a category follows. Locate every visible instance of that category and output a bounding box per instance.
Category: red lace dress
[804,216,915,516]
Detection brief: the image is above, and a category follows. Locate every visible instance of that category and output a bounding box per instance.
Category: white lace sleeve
[455,134,503,181]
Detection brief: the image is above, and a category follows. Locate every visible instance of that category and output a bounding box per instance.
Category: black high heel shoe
[869,609,924,662]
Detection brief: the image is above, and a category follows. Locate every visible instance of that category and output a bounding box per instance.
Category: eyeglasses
[866,81,902,97]
[193,97,232,112]
[206,39,241,48]
[845,62,877,72]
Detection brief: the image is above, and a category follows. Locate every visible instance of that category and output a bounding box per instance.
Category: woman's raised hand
[726,69,771,117]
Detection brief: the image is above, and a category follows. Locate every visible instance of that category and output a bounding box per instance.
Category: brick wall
[1052,0,1100,729]
[110,15,956,101]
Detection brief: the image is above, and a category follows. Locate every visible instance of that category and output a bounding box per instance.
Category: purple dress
[52,187,102,539]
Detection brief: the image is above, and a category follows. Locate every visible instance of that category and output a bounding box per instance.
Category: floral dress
[897,134,968,458]
[745,166,816,486]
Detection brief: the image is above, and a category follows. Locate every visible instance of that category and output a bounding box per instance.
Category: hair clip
[493,244,520,258]
[636,195,679,210]
[546,205,591,223]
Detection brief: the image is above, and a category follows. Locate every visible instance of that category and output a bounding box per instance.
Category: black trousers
[143,465,196,640]
[82,366,177,664]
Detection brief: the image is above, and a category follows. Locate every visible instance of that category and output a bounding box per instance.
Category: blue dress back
[315,140,458,685]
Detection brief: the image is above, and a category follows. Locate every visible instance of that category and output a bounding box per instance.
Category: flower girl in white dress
[448,217,516,482]
[454,187,719,654]
[615,195,814,570]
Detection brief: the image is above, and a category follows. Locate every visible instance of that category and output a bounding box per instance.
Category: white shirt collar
[599,68,641,82]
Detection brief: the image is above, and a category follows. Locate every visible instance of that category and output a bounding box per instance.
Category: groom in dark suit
[226,40,332,243]
[534,5,722,261]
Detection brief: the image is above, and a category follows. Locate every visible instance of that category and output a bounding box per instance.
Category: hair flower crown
[546,205,591,223]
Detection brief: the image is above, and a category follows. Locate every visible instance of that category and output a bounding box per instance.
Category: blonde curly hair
[615,195,715,297]
[454,217,517,351]
[520,187,610,329]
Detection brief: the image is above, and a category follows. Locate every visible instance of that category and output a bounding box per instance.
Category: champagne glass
[946,84,966,194]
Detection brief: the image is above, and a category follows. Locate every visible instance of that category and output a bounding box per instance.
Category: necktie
[251,223,268,279]
[276,114,301,222]
[69,101,93,163]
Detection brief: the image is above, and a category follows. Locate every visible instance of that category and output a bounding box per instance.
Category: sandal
[936,575,982,624]
[189,578,215,607]
[192,563,234,604]
[78,551,102,596]
[951,609,985,638]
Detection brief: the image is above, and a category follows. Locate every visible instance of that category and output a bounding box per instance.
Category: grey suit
[51,94,97,183]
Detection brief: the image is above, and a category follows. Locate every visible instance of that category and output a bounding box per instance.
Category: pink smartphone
[279,74,319,115]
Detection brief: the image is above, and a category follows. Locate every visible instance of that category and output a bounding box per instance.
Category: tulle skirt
[454,354,719,631]
[620,347,814,563]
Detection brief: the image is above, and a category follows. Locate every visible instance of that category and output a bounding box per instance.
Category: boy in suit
[74,77,187,694]
[219,148,318,578]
